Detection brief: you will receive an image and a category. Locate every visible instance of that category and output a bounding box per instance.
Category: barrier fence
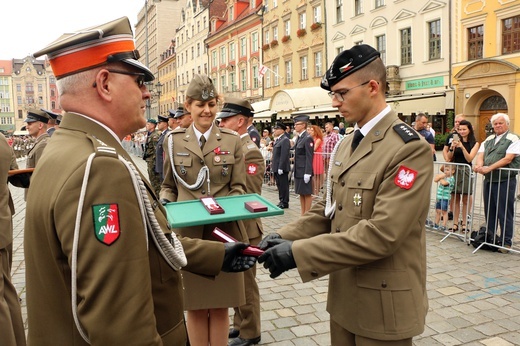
[426,161,520,255]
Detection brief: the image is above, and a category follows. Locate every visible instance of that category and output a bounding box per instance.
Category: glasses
[106,69,146,88]
[328,80,370,102]
[294,122,306,127]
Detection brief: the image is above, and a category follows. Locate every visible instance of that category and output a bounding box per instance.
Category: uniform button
[338,204,342,211]
[200,159,204,165]
[180,160,183,164]
[357,180,361,186]
[381,280,387,288]
[336,227,340,232]
[201,190,206,195]
[311,271,318,277]
[341,180,345,186]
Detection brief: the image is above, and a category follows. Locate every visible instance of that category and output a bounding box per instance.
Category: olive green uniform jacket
[24,112,224,345]
[278,111,432,341]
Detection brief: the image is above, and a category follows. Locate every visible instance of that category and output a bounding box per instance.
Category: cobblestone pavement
[9,152,520,345]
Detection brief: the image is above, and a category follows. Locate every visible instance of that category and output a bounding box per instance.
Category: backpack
[470,226,498,252]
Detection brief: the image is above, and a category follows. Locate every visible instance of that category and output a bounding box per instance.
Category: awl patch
[92,203,121,245]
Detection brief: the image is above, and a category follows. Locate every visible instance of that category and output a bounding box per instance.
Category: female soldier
[160,74,248,346]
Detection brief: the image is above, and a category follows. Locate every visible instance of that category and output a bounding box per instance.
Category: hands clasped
[258,234,296,278]
[221,242,257,272]
[303,174,311,184]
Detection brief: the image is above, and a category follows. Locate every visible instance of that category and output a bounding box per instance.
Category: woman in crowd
[308,125,324,196]
[161,74,248,346]
[445,119,479,233]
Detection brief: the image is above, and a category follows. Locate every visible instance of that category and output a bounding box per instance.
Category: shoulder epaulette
[172,127,187,134]
[219,127,239,136]
[393,123,420,143]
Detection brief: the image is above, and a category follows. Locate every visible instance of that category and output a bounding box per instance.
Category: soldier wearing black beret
[259,44,432,345]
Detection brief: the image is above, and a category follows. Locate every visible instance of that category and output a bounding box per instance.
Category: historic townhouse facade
[206,0,264,105]
[157,44,177,116]
[175,0,211,107]
[0,61,15,133]
[453,0,520,142]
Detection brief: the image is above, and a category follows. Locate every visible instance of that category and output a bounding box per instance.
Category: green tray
[164,193,284,228]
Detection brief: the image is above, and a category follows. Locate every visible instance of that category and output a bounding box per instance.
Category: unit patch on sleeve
[92,203,121,245]
[394,165,418,190]
[247,163,259,175]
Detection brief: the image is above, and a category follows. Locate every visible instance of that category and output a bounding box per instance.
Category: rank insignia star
[353,193,362,206]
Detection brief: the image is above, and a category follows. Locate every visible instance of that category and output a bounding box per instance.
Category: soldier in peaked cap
[174,105,193,129]
[291,114,314,215]
[258,44,432,345]
[25,17,254,346]
[41,108,60,136]
[154,115,170,181]
[24,109,51,199]
[161,75,250,346]
[167,108,180,130]
[218,97,264,346]
[271,121,291,209]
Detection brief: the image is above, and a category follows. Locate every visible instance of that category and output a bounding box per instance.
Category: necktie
[351,130,364,151]
[200,135,206,150]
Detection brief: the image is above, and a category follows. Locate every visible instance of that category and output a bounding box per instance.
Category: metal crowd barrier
[426,162,519,255]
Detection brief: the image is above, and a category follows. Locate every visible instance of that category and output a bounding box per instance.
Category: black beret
[320,44,381,91]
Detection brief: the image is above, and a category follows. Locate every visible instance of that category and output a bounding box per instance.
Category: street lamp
[155,81,163,116]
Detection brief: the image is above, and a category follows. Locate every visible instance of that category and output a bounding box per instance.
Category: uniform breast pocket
[355,267,419,335]
[211,155,235,184]
[173,156,192,177]
[344,172,376,218]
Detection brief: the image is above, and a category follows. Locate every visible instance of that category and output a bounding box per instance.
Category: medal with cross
[353,193,362,207]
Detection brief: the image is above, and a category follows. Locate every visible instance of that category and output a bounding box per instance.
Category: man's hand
[258,239,296,278]
[304,174,311,184]
[221,243,257,272]
[258,233,281,250]
[278,169,283,175]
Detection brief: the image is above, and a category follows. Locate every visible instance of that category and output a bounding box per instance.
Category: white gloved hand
[278,169,283,175]
[304,174,311,184]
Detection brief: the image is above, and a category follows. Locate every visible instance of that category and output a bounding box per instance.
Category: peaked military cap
[174,107,187,119]
[56,113,63,125]
[293,114,310,123]
[158,115,169,123]
[186,74,217,101]
[320,44,381,91]
[32,17,154,82]
[218,97,254,119]
[274,122,287,130]
[41,108,60,120]
[147,118,157,125]
[25,109,51,124]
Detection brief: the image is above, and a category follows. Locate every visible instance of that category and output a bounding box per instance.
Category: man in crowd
[27,16,254,345]
[338,122,346,135]
[42,108,60,136]
[24,109,51,199]
[262,129,272,145]
[324,122,340,173]
[271,122,291,209]
[175,106,193,129]
[168,108,180,130]
[155,114,169,180]
[143,118,161,196]
[474,113,520,253]
[413,112,436,161]
[218,97,264,346]
[258,44,432,345]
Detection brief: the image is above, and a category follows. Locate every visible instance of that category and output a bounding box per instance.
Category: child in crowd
[434,164,455,231]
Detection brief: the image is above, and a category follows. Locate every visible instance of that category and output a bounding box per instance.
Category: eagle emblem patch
[394,166,417,190]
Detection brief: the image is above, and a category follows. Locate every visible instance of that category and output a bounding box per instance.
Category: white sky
[2,0,144,60]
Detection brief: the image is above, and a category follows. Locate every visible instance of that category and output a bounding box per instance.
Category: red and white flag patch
[394,165,417,190]
[247,163,258,175]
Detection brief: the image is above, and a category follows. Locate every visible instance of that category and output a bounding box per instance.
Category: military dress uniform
[25,113,225,345]
[247,124,261,148]
[155,115,170,180]
[144,125,162,196]
[293,127,314,195]
[161,124,248,310]
[0,133,26,346]
[272,124,291,208]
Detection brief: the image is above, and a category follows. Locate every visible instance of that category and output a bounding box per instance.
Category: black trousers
[275,172,289,206]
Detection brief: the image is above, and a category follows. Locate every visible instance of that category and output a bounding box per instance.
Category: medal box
[244,201,268,213]
[164,193,283,228]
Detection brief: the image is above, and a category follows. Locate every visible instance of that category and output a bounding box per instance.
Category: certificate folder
[164,193,283,228]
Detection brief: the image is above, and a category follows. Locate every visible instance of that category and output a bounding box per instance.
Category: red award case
[200,197,225,215]
[244,201,268,213]
[212,227,264,257]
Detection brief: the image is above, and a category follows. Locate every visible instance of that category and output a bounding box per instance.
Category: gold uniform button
[200,159,204,165]
[338,204,342,211]
[381,280,387,288]
[341,180,345,186]
[201,190,206,195]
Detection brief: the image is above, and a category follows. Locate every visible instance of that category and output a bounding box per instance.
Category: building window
[300,56,308,80]
[252,32,259,52]
[336,0,343,24]
[428,19,441,60]
[17,96,21,105]
[502,16,520,54]
[266,70,271,88]
[220,46,226,65]
[285,60,292,83]
[336,46,344,56]
[468,25,483,60]
[230,72,236,91]
[375,0,384,8]
[221,75,227,91]
[16,84,21,92]
[376,35,386,64]
[240,69,246,91]
[240,37,247,56]
[265,30,270,45]
[314,51,322,77]
[400,28,412,65]
[212,51,217,68]
[272,0,277,8]
[299,13,306,29]
[313,6,321,24]
[273,65,279,86]
[229,6,234,21]
[273,26,278,40]
[284,20,290,37]
[191,47,194,60]
[229,42,235,61]
[253,66,259,88]
[38,84,43,92]
[197,43,201,57]
[354,0,363,16]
